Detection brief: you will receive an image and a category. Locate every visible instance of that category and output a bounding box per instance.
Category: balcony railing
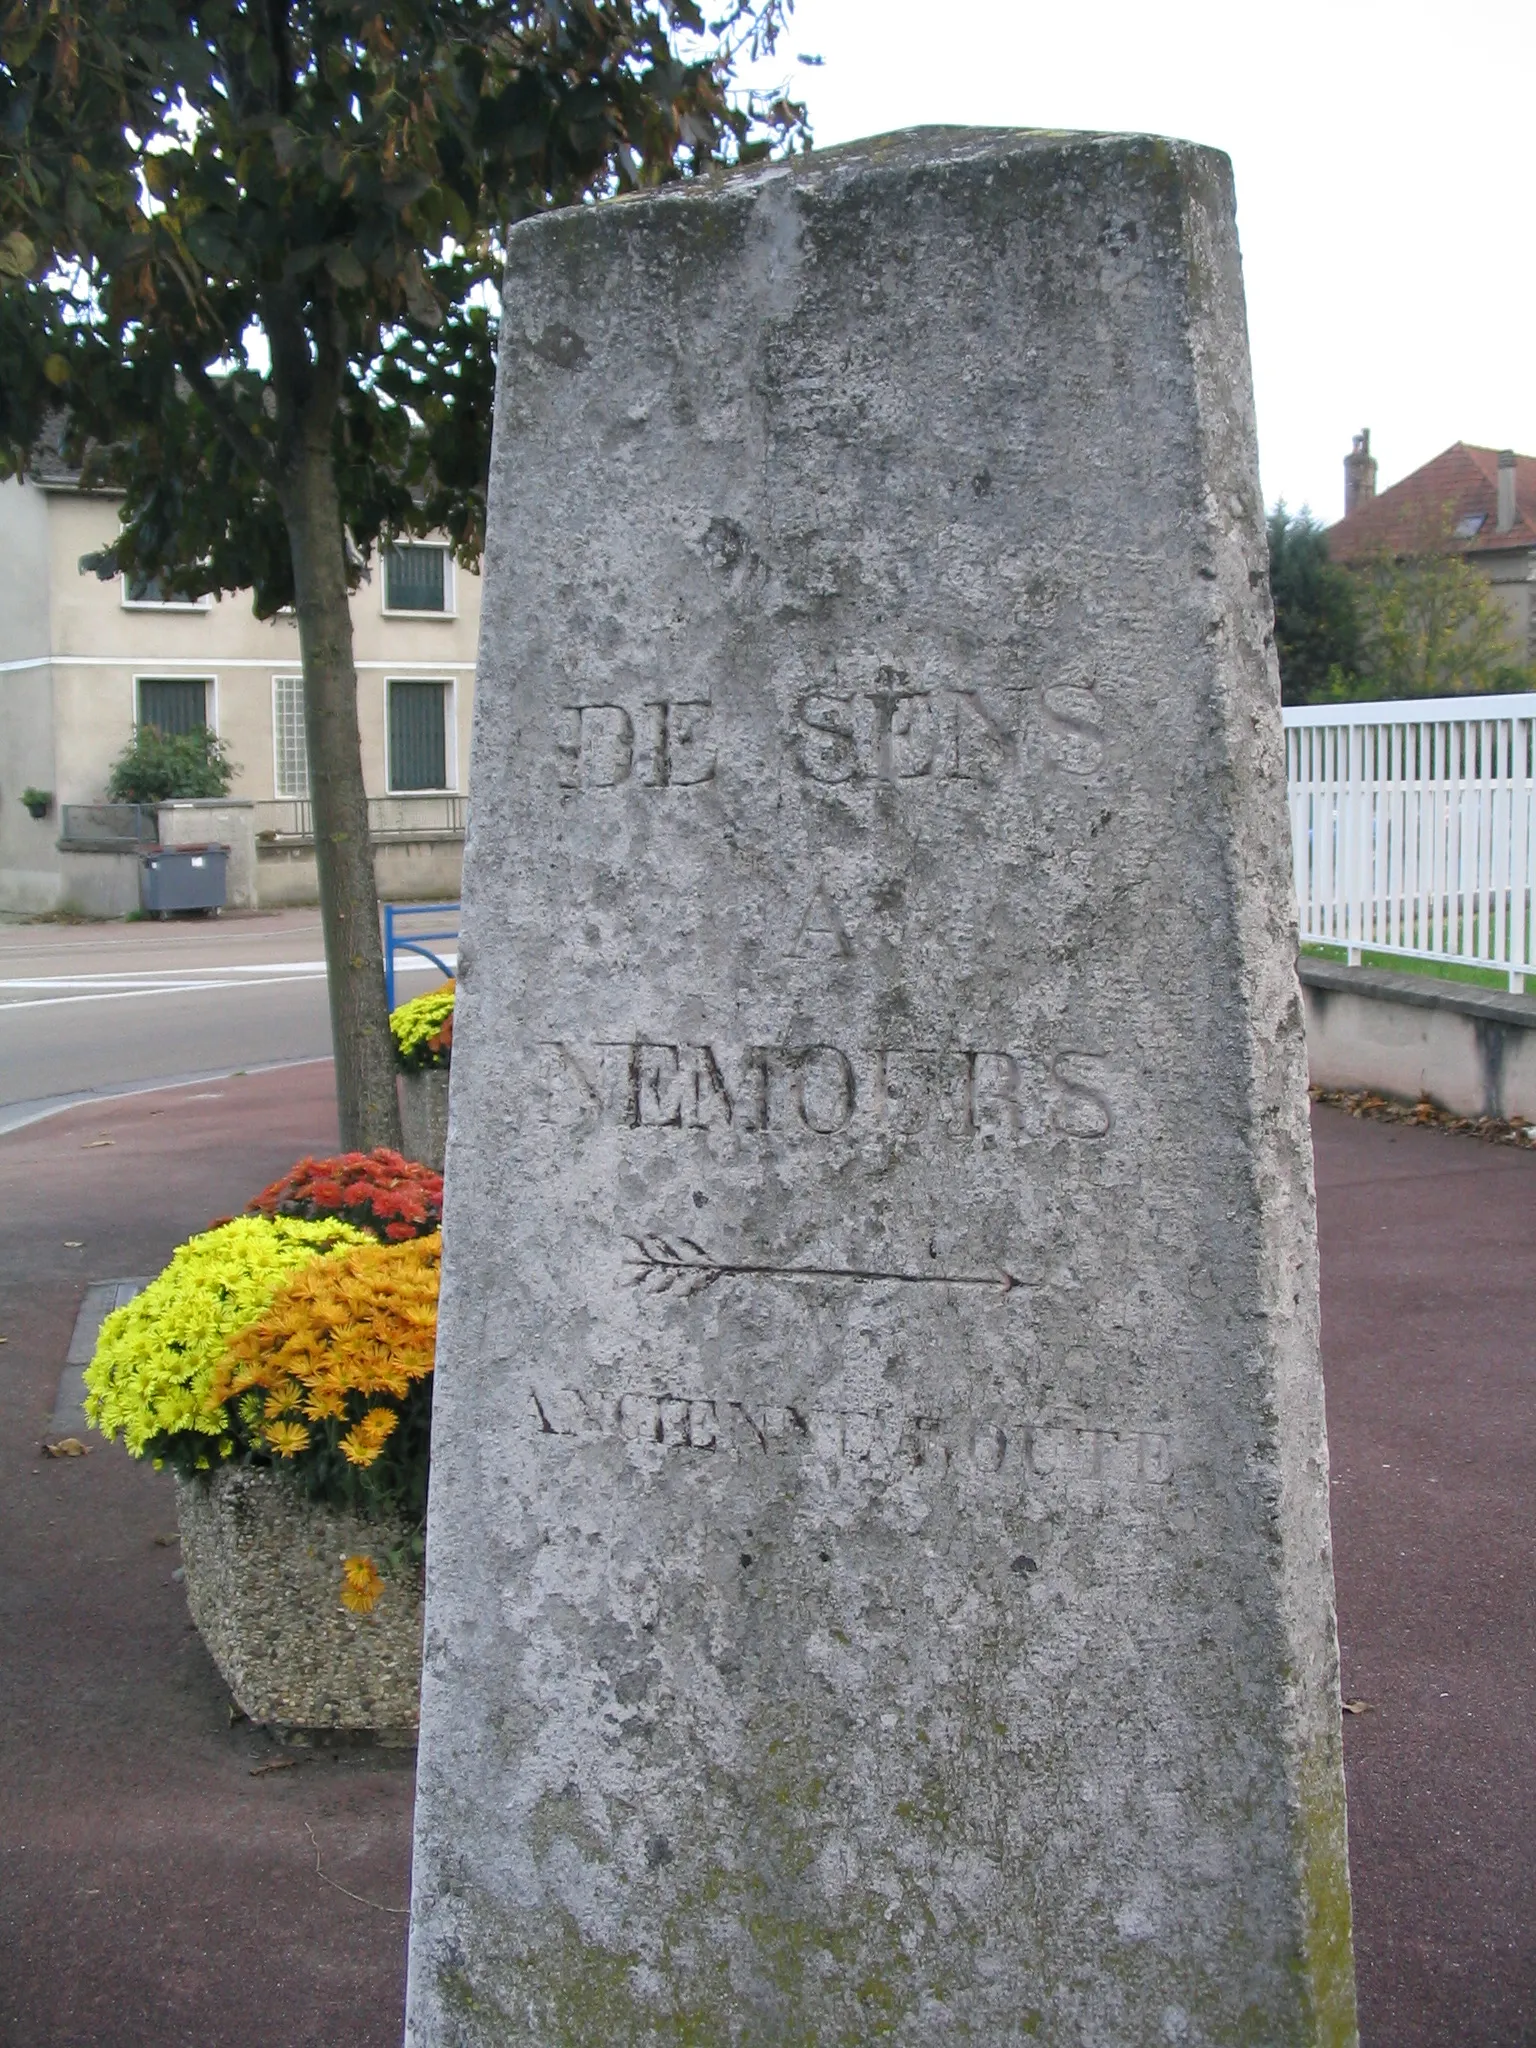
[58,803,158,850]
[255,794,466,842]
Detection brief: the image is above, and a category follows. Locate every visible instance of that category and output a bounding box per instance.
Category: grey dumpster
[139,843,229,916]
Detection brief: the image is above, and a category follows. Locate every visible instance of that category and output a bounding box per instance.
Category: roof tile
[1327,442,1536,560]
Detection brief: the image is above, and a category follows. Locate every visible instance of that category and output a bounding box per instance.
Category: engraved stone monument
[407,129,1357,2046]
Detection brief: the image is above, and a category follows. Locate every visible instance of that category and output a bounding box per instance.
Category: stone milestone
[406,129,1357,2047]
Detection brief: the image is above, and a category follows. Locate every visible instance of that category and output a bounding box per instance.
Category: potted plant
[391,980,454,1172]
[21,787,53,820]
[84,1155,443,1738]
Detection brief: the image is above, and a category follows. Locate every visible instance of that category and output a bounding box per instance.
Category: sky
[740,0,1536,524]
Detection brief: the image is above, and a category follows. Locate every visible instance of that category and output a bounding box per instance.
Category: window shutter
[384,545,447,612]
[389,680,449,790]
[138,678,210,735]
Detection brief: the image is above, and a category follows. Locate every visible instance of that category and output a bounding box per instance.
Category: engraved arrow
[621,1235,1026,1300]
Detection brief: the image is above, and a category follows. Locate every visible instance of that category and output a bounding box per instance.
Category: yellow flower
[339,1405,398,1467]
[82,1215,369,1460]
[360,1406,398,1447]
[340,1554,384,1613]
[389,982,455,1063]
[265,1419,311,1457]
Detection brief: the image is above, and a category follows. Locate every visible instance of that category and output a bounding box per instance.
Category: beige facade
[1328,438,1536,669]
[0,477,479,913]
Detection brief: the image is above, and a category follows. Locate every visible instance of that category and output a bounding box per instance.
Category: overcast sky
[743,0,1535,524]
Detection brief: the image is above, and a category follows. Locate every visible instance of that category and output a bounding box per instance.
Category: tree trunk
[279,437,402,1152]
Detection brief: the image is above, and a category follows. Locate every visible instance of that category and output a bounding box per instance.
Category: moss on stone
[1296,1734,1360,2047]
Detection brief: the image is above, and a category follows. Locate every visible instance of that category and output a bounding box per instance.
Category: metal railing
[58,803,158,850]
[255,794,467,842]
[1284,693,1536,991]
[384,901,459,1012]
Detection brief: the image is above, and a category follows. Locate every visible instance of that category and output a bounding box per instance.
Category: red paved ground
[1316,1109,1536,2048]
[0,1069,414,2048]
[0,1077,1531,2045]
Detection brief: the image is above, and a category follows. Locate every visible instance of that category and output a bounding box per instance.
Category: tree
[0,1,804,1147]
[1350,546,1533,701]
[1265,503,1362,704]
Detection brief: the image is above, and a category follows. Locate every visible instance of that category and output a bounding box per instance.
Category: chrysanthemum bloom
[339,1555,384,1613]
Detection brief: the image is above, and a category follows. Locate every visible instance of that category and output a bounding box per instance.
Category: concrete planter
[175,1466,423,1738]
[398,1064,450,1172]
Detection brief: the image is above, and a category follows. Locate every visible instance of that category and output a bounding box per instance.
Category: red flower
[247,1149,443,1242]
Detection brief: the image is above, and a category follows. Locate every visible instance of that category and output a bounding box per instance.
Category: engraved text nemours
[537,1039,1113,1140]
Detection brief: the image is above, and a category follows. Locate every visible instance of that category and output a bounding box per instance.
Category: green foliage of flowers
[390,980,454,1071]
[84,1215,368,1471]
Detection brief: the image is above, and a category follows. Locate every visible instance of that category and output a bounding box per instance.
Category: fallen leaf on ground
[63,1240,83,1248]
[81,1138,114,1149]
[250,1757,301,1776]
[1341,1699,1375,1716]
[1313,1085,1536,1151]
[42,1438,91,1458]
[153,1533,180,1547]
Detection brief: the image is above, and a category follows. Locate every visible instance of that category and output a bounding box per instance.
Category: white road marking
[0,953,455,1012]
[1,1056,332,1136]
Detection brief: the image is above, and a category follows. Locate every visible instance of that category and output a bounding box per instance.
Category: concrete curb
[1300,959,1536,1121]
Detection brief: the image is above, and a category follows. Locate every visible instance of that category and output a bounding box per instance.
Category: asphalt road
[0,910,451,1131]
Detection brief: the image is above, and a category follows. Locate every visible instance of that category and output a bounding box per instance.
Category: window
[383,544,449,614]
[137,677,212,735]
[122,573,211,610]
[388,679,451,791]
[273,676,310,798]
[1454,513,1487,539]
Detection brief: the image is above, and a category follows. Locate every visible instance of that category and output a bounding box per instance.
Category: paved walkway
[0,1068,414,2048]
[1316,1107,1535,2046]
[0,1076,1530,2044]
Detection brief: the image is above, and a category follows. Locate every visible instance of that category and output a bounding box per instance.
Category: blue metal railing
[384,900,460,1012]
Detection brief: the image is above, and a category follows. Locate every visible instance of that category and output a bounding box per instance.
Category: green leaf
[326,246,368,289]
[0,229,36,277]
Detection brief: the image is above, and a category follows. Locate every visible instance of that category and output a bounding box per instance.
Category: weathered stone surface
[407,128,1356,2046]
[177,1468,423,1735]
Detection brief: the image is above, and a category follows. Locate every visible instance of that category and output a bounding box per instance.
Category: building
[0,452,480,914]
[1327,434,1536,665]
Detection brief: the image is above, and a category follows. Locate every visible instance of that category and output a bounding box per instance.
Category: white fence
[1284,694,1536,992]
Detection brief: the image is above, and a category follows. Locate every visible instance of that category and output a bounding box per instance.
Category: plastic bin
[139,843,229,916]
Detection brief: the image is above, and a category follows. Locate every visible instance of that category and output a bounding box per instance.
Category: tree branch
[178,358,277,483]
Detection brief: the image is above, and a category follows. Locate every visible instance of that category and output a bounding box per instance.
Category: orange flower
[339,1405,399,1467]
[339,1554,384,1613]
[214,1233,439,1469]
